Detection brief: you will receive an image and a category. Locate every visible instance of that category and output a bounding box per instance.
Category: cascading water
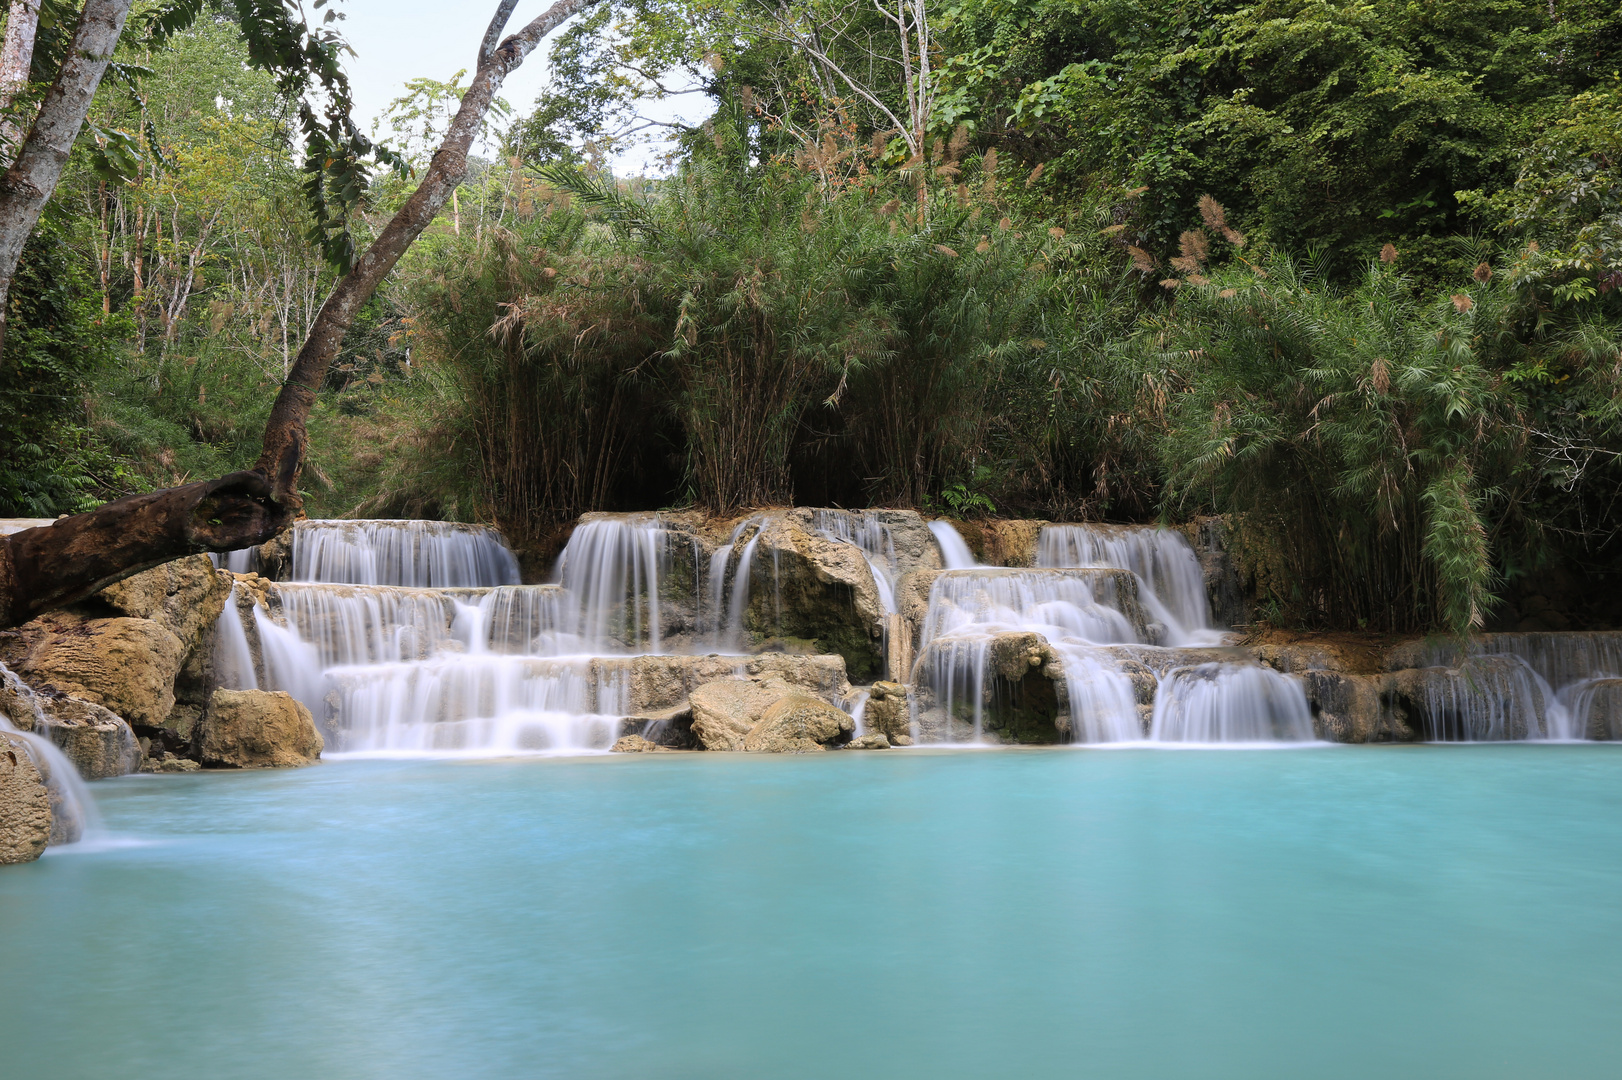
[217,518,693,756]
[555,518,666,653]
[291,520,520,587]
[929,521,979,570]
[1397,633,1622,741]
[1038,525,1223,646]
[1148,664,1316,743]
[911,569,1145,744]
[907,524,1328,746]
[0,661,98,845]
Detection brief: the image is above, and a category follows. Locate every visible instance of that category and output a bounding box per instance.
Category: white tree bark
[0,0,41,154]
[0,0,135,367]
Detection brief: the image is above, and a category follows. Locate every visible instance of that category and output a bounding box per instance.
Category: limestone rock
[862,681,912,742]
[1,613,185,730]
[141,753,201,773]
[97,555,229,655]
[0,732,51,864]
[36,696,141,779]
[743,693,854,752]
[689,678,792,751]
[747,517,886,682]
[613,653,850,716]
[846,733,890,749]
[786,508,943,577]
[1177,516,1248,629]
[1300,670,1414,743]
[610,734,672,753]
[200,689,323,768]
[978,520,1045,567]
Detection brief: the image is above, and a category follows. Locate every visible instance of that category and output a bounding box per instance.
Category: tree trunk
[254,0,601,504]
[0,0,133,369]
[0,0,600,631]
[0,0,41,153]
[0,472,289,628]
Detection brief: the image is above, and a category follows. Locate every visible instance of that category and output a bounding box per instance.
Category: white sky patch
[336,0,714,174]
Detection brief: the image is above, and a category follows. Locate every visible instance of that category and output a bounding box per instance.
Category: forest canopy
[2,0,1620,636]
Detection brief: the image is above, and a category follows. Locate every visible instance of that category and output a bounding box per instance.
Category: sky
[334,0,711,173]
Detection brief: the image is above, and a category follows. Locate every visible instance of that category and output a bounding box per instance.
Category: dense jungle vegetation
[1,0,1620,634]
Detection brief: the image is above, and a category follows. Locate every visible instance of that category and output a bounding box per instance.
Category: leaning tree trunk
[0,0,601,630]
[0,0,132,368]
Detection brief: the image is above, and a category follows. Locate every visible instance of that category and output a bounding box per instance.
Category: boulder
[689,678,793,751]
[846,733,891,749]
[862,681,912,742]
[0,613,185,731]
[0,732,51,864]
[30,696,141,779]
[199,689,323,768]
[1300,670,1415,743]
[612,653,850,716]
[97,556,230,656]
[786,508,943,577]
[746,517,886,682]
[743,693,854,752]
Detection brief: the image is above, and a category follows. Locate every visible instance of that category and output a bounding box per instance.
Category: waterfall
[214,586,258,690]
[911,569,1146,744]
[1037,524,1223,646]
[0,662,99,845]
[1398,633,1622,741]
[291,520,520,587]
[209,516,694,756]
[929,521,979,570]
[1409,657,1555,742]
[324,657,628,756]
[725,523,768,649]
[556,517,667,653]
[812,510,899,614]
[1148,664,1316,743]
[208,549,257,574]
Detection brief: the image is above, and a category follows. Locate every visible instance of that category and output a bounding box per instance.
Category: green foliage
[1139,251,1527,634]
[0,220,122,516]
[938,0,1622,281]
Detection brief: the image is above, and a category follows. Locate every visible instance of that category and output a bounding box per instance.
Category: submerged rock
[845,733,890,749]
[0,732,51,864]
[610,734,672,753]
[200,689,323,768]
[141,753,202,773]
[743,693,854,752]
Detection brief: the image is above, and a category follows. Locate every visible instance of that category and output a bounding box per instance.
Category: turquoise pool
[4,746,1620,1079]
